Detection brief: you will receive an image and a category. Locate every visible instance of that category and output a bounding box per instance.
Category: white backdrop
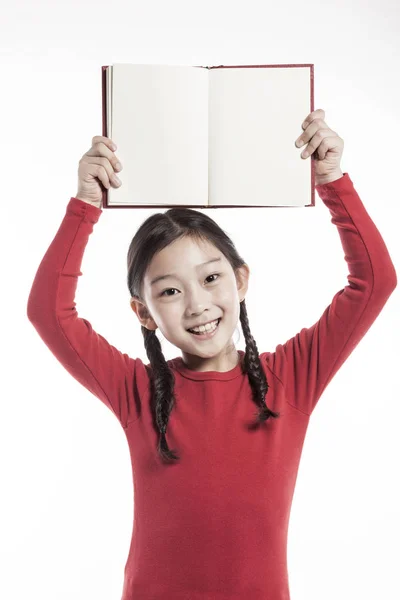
[2,1,399,599]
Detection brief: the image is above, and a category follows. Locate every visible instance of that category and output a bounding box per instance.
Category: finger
[302,108,325,129]
[87,141,122,173]
[96,164,112,189]
[85,155,122,186]
[92,135,117,150]
[301,130,334,159]
[296,119,322,147]
[317,138,330,160]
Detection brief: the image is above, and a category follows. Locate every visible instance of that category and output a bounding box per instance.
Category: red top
[27,173,397,600]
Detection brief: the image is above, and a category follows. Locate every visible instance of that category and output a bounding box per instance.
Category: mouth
[187,317,222,338]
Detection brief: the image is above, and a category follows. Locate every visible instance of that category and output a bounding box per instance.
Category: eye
[205,273,220,284]
[159,273,221,297]
[160,288,178,297]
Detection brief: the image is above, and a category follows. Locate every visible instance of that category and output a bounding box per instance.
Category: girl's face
[131,236,249,372]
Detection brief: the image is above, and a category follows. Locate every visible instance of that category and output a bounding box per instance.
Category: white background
[2,1,399,599]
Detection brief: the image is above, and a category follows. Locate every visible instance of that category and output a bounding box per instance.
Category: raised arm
[267,172,397,416]
[27,137,148,428]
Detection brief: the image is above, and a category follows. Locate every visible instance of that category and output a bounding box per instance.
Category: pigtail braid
[142,326,180,463]
[239,299,280,423]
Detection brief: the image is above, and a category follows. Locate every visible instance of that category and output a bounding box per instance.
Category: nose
[185,285,212,316]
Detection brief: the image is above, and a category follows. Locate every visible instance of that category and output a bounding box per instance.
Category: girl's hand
[76,136,123,205]
[295,109,344,185]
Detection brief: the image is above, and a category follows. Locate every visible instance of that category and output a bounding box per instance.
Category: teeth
[190,319,219,333]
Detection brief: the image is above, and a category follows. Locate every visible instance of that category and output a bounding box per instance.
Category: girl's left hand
[295,108,344,185]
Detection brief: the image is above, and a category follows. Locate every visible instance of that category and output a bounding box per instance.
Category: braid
[142,326,180,463]
[239,299,280,423]
[141,298,280,464]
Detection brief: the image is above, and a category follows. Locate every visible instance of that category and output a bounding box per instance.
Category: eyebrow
[150,257,222,286]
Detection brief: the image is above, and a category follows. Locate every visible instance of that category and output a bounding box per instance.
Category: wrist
[315,170,344,186]
[75,195,102,208]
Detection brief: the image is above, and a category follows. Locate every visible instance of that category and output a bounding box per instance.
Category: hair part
[127,207,280,463]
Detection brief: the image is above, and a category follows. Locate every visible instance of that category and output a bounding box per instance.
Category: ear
[235,264,250,301]
[130,297,158,331]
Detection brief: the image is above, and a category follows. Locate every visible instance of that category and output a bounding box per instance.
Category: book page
[108,64,208,206]
[209,66,312,207]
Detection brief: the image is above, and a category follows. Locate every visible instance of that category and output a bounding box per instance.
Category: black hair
[127,207,280,463]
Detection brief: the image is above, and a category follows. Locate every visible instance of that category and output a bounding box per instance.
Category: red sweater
[27,173,397,600]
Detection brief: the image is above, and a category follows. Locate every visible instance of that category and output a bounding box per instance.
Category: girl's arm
[268,173,397,417]
[27,198,147,429]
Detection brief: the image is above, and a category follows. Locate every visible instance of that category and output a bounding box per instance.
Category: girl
[27,109,397,600]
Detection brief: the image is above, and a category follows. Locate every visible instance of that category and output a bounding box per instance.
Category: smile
[187,318,221,338]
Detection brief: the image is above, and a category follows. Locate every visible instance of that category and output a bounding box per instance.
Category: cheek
[217,285,239,307]
[158,307,183,332]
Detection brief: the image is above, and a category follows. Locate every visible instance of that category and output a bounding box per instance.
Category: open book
[101,63,315,209]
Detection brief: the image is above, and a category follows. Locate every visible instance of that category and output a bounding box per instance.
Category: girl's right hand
[76,136,123,205]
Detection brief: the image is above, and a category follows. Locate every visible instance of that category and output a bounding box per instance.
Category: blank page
[209,66,312,207]
[108,64,208,206]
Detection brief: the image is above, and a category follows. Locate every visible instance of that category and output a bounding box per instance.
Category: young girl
[27,108,397,600]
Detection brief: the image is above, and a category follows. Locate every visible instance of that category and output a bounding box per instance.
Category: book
[101,63,315,209]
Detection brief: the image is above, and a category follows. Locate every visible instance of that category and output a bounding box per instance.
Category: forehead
[146,237,225,275]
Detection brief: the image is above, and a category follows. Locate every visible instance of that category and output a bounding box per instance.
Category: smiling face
[130,235,250,372]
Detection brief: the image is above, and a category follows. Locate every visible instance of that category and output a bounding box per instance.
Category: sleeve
[27,197,148,429]
[267,173,397,417]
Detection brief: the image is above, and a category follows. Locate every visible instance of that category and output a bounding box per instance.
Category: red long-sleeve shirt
[27,173,397,600]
